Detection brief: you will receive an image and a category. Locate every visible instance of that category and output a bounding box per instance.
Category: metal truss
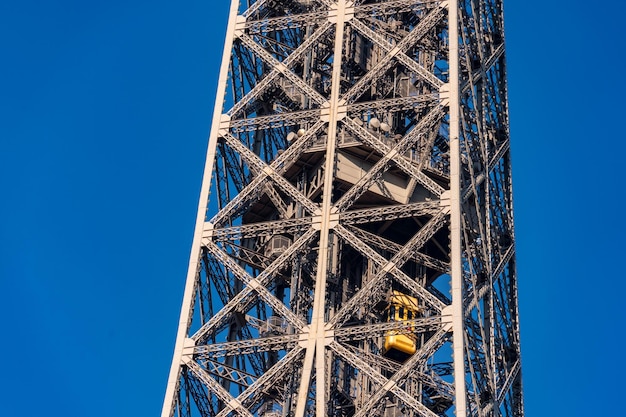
[162,0,523,416]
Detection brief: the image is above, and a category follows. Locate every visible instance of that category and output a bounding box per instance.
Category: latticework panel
[162,1,523,416]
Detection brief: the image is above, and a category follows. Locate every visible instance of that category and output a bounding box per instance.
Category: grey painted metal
[162,0,523,416]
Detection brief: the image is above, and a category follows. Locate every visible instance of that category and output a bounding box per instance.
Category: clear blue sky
[1,1,624,415]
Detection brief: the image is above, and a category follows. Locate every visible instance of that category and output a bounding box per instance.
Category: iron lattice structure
[162,0,523,416]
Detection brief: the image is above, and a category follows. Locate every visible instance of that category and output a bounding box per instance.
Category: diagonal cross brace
[349,327,450,417]
[339,107,445,209]
[236,33,327,106]
[329,213,448,328]
[215,346,305,417]
[341,4,446,104]
[228,21,333,118]
[349,17,443,90]
[210,120,325,227]
[192,228,317,341]
[221,131,320,215]
[202,239,306,332]
[186,360,254,417]
[329,334,445,417]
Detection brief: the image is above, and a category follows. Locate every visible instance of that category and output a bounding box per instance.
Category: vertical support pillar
[160,1,240,416]
[294,3,350,417]
[448,0,468,416]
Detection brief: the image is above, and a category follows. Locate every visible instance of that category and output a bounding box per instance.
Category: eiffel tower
[161,1,523,416]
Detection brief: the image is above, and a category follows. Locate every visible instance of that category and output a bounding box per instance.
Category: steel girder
[162,1,523,416]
